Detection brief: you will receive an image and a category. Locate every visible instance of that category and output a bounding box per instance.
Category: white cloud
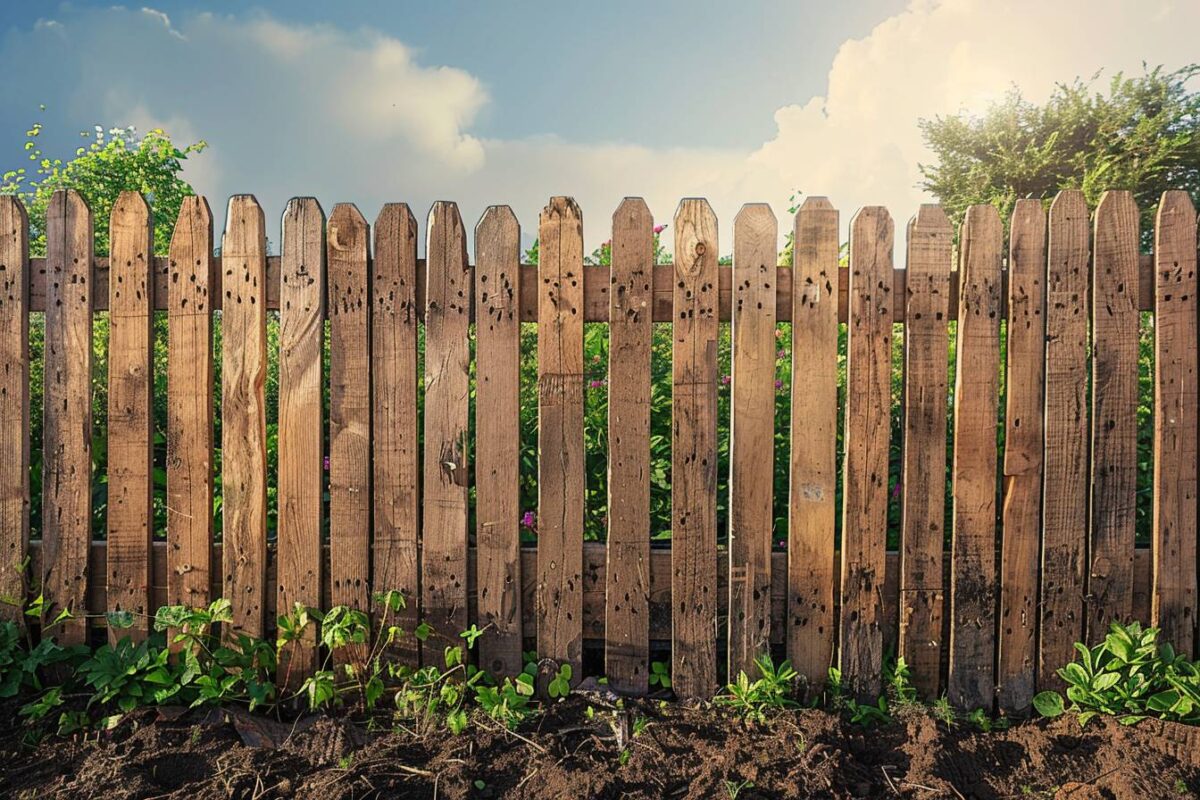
[1,1,1197,253]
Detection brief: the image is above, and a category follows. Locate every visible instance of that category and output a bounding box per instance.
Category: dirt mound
[2,698,1198,799]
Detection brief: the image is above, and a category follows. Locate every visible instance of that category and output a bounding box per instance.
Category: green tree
[919,64,1200,242]
[2,114,206,256]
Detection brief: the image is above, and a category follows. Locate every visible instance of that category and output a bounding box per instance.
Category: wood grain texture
[422,201,472,652]
[277,197,325,687]
[605,198,653,694]
[898,205,952,699]
[328,204,371,619]
[475,205,523,677]
[220,195,269,638]
[998,199,1047,713]
[106,191,155,641]
[787,197,839,691]
[1152,190,1198,655]
[1088,191,1139,641]
[537,196,585,677]
[729,203,777,677]
[671,198,720,700]
[0,196,28,622]
[1040,189,1090,686]
[166,197,214,612]
[840,206,893,701]
[42,189,92,644]
[948,205,1002,710]
[372,203,421,664]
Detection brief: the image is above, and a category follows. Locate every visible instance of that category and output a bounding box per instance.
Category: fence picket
[475,205,523,677]
[672,198,720,699]
[1088,190,1139,640]
[372,203,421,663]
[423,201,472,652]
[1040,189,1090,686]
[107,191,155,641]
[0,196,28,623]
[220,195,269,637]
[42,189,93,644]
[948,205,1002,710]
[998,199,1047,713]
[605,198,653,694]
[1153,190,1198,655]
[729,203,777,677]
[898,205,952,698]
[840,206,893,700]
[166,197,214,613]
[787,197,839,691]
[329,204,371,630]
[537,196,585,678]
[277,197,325,685]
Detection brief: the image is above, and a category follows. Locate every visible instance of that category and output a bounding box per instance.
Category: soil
[3,695,1200,799]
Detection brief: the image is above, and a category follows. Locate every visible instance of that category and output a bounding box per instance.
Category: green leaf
[1033,691,1065,718]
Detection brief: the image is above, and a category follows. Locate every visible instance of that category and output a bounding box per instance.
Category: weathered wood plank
[475,205,523,677]
[1088,191,1140,641]
[106,191,155,641]
[220,195,269,638]
[605,198,654,695]
[729,203,777,677]
[0,196,29,622]
[998,199,1047,714]
[422,201,472,652]
[672,198,720,700]
[166,197,214,613]
[277,197,325,687]
[1040,189,1090,687]
[26,255,1164,321]
[537,196,586,677]
[328,204,371,625]
[372,203,421,663]
[788,197,839,692]
[898,205,952,699]
[42,189,92,644]
[1153,190,1198,655]
[840,206,893,701]
[948,205,1002,710]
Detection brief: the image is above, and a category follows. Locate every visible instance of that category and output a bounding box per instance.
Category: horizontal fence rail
[0,188,1196,714]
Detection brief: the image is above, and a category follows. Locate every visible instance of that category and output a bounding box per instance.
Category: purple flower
[323,455,330,471]
[777,349,787,360]
[521,511,537,529]
[892,482,902,499]
[775,379,783,390]
[720,374,732,386]
[589,379,607,389]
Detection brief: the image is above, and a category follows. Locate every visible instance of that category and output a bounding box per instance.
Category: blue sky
[1,1,1197,252]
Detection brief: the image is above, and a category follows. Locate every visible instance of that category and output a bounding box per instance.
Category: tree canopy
[2,113,206,255]
[919,64,1200,243]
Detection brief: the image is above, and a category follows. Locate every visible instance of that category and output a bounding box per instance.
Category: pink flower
[777,349,787,360]
[774,329,783,340]
[775,379,783,390]
[720,374,732,386]
[589,379,606,389]
[323,455,330,471]
[653,224,666,235]
[521,511,537,529]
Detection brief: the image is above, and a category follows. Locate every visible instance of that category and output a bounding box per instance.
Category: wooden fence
[0,187,1196,714]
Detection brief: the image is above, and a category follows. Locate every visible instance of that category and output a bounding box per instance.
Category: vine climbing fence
[0,187,1196,714]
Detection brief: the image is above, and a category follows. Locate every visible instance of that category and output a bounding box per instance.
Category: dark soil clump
[3,697,1199,799]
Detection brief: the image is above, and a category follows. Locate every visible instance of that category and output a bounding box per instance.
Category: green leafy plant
[715,655,800,723]
[548,663,573,699]
[1034,621,1200,727]
[649,660,672,690]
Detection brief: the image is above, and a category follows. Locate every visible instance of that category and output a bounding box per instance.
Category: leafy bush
[715,655,800,723]
[1033,621,1200,726]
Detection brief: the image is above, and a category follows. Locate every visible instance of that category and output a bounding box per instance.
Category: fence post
[0,195,29,625]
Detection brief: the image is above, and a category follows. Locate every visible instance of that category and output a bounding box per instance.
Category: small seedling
[649,660,672,689]
[548,663,572,698]
[725,778,754,799]
[715,655,799,723]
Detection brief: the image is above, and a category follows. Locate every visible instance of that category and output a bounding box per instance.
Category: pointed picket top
[330,202,369,241]
[674,198,717,279]
[282,197,326,247]
[913,203,952,234]
[614,196,651,223]
[222,195,267,266]
[1049,188,1088,232]
[1157,188,1197,229]
[170,195,213,261]
[799,195,834,212]
[376,201,417,233]
[477,203,518,235]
